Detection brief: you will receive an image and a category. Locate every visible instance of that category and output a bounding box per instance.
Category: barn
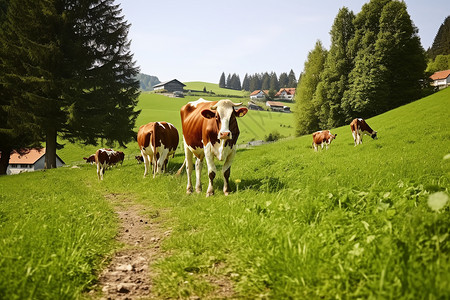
[4,148,65,175]
[152,79,186,93]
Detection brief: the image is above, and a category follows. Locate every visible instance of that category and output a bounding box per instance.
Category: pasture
[0,88,449,299]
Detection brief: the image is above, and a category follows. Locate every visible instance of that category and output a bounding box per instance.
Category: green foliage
[136,73,160,91]
[428,15,450,60]
[427,54,450,73]
[294,40,327,135]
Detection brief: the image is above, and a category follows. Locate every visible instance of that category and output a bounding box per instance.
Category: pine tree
[0,0,139,169]
[242,73,250,91]
[249,74,261,92]
[287,69,297,87]
[314,7,355,128]
[226,74,231,89]
[294,41,327,136]
[219,72,226,88]
[261,72,270,90]
[428,16,450,60]
[269,72,279,91]
[279,72,289,88]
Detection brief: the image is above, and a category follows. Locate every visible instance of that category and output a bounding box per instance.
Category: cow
[135,155,144,164]
[95,148,125,180]
[350,118,377,146]
[312,130,337,151]
[137,121,179,178]
[83,154,96,164]
[178,98,248,197]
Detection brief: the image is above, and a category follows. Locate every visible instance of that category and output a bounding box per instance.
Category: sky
[118,0,450,84]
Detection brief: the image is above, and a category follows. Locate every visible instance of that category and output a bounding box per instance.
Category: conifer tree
[428,16,450,60]
[287,69,297,88]
[261,72,270,90]
[242,73,250,91]
[278,72,289,88]
[219,72,226,88]
[294,41,327,136]
[269,72,279,91]
[0,0,140,169]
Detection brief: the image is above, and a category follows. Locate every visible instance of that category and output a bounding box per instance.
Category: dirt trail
[95,193,169,299]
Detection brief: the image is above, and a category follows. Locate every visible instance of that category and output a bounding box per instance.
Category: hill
[0,88,449,299]
[136,73,160,91]
[183,81,249,97]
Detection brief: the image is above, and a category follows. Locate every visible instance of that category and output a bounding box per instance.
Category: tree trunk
[45,127,57,169]
[0,148,12,175]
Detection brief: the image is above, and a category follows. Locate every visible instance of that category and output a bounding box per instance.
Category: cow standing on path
[312,130,337,151]
[178,99,248,197]
[95,148,124,180]
[350,118,377,146]
[137,122,179,178]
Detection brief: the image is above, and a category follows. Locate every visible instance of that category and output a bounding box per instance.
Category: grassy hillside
[58,93,294,164]
[183,81,249,97]
[1,88,449,299]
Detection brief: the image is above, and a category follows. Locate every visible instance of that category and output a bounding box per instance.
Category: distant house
[250,90,269,100]
[266,101,291,113]
[275,88,296,101]
[3,148,65,175]
[153,79,186,93]
[430,70,450,89]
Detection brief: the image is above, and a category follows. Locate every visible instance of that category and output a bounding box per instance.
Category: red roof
[266,101,288,107]
[275,88,296,96]
[430,69,450,80]
[250,90,269,96]
[8,148,46,164]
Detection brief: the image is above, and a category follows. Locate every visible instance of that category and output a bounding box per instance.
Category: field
[183,82,249,97]
[0,88,449,299]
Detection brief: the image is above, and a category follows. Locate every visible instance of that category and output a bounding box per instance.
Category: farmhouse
[430,69,450,89]
[248,101,264,111]
[266,101,291,113]
[250,90,269,100]
[275,88,296,101]
[3,148,65,175]
[152,79,186,93]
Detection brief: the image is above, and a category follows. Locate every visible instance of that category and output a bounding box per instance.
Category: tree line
[426,15,450,73]
[219,70,297,92]
[294,0,428,136]
[0,0,140,174]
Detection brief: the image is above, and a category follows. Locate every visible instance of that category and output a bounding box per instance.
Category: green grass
[183,81,249,97]
[1,88,449,299]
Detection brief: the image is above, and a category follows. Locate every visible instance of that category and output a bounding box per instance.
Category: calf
[95,148,124,180]
[135,155,144,164]
[350,118,377,146]
[83,154,96,164]
[312,130,337,151]
[137,122,179,178]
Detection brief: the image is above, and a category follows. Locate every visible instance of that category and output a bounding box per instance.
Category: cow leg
[96,163,101,180]
[184,144,194,194]
[142,153,151,177]
[195,158,204,194]
[222,150,236,196]
[313,143,318,152]
[352,131,357,146]
[204,151,217,197]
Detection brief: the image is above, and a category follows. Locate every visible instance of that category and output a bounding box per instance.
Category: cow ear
[201,109,216,119]
[234,107,248,117]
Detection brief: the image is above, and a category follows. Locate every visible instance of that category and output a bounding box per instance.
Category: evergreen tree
[294,41,327,136]
[261,72,270,90]
[287,69,297,87]
[242,73,250,91]
[0,0,140,169]
[314,7,355,128]
[219,72,226,88]
[428,16,450,60]
[226,73,231,88]
[279,72,289,88]
[249,74,261,92]
[269,72,279,91]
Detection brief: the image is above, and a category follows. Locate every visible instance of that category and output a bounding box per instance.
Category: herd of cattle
[83,98,377,196]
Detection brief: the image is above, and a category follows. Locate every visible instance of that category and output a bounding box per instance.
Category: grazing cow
[137,122,179,178]
[178,98,248,196]
[83,154,96,164]
[135,155,144,164]
[312,130,337,151]
[95,148,125,180]
[350,118,377,146]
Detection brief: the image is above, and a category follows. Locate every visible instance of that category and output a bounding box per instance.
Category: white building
[5,148,65,175]
[430,69,450,89]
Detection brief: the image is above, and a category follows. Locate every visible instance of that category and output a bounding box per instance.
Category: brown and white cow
[137,121,179,178]
[178,98,248,197]
[95,148,125,180]
[312,130,337,151]
[350,118,377,146]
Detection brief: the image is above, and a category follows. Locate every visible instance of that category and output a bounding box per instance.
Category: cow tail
[176,159,186,176]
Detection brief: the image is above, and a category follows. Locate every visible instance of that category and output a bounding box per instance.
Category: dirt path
[95,193,169,299]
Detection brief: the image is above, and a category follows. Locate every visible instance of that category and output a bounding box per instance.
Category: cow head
[201,99,248,140]
[371,131,377,139]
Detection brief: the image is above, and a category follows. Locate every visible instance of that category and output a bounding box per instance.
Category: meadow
[0,88,449,299]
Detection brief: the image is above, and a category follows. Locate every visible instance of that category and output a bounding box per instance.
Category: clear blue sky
[118,0,450,83]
